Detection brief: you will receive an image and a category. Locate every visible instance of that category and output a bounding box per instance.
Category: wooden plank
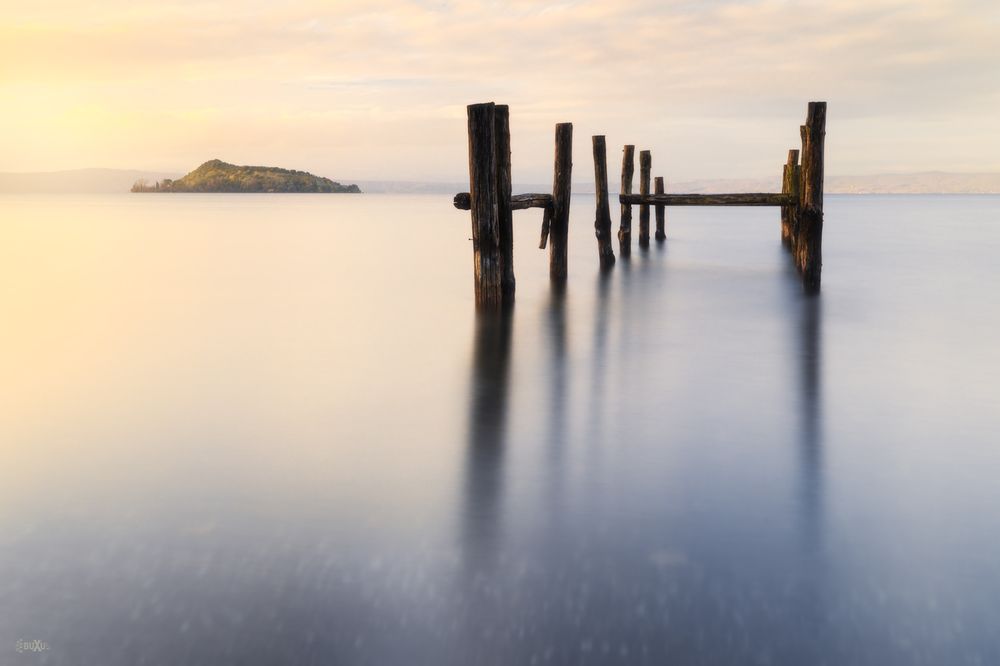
[466,103,502,308]
[618,145,635,257]
[510,193,552,210]
[549,123,573,281]
[654,176,666,241]
[620,193,796,206]
[638,150,651,248]
[592,136,616,268]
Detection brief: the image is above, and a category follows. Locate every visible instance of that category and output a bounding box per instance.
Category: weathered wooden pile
[455,101,826,308]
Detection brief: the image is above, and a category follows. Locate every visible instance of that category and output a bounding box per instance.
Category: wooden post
[618,145,635,257]
[654,177,666,241]
[638,150,651,248]
[797,102,826,292]
[592,136,616,269]
[791,125,807,253]
[790,155,801,248]
[549,123,573,282]
[781,149,799,249]
[467,103,502,308]
[538,205,552,249]
[495,105,515,301]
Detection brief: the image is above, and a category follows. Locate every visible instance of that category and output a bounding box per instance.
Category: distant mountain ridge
[3,169,1000,195]
[359,173,1000,195]
[132,160,361,193]
[0,168,182,193]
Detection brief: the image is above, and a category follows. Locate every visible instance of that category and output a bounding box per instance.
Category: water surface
[2,193,999,665]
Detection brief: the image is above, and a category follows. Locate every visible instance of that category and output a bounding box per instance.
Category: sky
[2,0,999,182]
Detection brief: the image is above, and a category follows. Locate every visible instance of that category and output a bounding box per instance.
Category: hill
[132,160,361,193]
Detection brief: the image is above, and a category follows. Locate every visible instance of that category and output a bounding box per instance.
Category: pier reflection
[784,276,827,664]
[545,282,568,463]
[796,292,824,551]
[461,308,513,563]
[586,271,612,449]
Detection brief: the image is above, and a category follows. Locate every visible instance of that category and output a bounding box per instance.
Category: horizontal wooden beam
[454,192,552,211]
[620,193,796,207]
[512,193,554,210]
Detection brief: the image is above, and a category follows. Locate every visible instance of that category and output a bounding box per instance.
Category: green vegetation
[131,159,361,193]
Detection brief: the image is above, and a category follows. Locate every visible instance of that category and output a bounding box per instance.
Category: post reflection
[537,280,572,543]
[785,283,828,665]
[797,293,824,551]
[461,308,514,564]
[546,282,568,462]
[586,270,613,447]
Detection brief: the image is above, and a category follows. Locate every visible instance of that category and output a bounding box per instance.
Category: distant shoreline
[4,169,1000,195]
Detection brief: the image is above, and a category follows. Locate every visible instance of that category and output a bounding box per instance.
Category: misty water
[2,193,999,665]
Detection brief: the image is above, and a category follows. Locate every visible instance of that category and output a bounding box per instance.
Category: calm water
[2,193,999,665]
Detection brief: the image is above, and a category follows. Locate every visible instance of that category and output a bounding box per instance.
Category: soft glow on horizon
[1,0,998,181]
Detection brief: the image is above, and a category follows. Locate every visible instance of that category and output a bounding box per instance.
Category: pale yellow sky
[2,0,998,181]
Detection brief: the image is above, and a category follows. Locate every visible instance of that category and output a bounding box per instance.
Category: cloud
[1,0,998,178]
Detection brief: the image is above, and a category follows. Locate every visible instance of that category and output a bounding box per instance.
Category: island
[131,159,361,193]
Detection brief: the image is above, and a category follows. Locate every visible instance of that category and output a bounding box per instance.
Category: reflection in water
[779,252,825,553]
[586,271,613,451]
[456,256,834,663]
[797,293,824,551]
[545,282,568,463]
[462,308,513,563]
[541,283,570,562]
[7,195,1000,664]
[785,280,827,664]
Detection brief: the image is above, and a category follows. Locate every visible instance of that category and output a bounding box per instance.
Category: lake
[2,193,999,665]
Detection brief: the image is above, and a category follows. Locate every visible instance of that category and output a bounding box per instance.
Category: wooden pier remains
[455,101,827,307]
[454,102,571,307]
[608,101,827,291]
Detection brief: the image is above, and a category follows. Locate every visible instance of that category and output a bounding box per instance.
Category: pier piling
[495,105,515,301]
[618,145,635,258]
[654,176,666,242]
[549,123,573,282]
[797,102,826,293]
[638,150,652,249]
[466,103,504,308]
[455,100,827,300]
[592,136,616,269]
[781,149,799,248]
